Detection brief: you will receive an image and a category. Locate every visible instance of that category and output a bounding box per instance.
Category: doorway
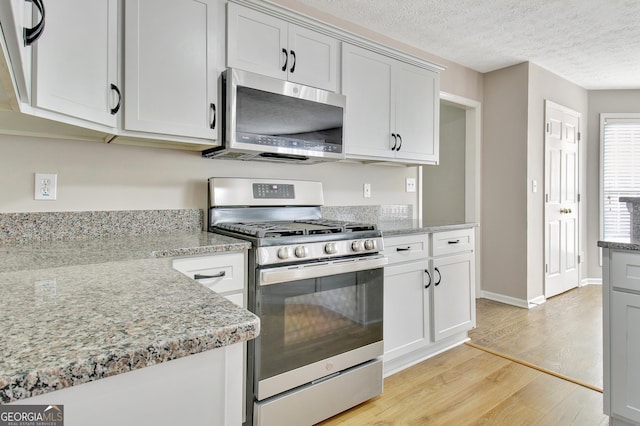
[544,100,581,298]
[420,92,481,293]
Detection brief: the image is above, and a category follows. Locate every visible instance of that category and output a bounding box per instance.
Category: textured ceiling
[296,0,640,90]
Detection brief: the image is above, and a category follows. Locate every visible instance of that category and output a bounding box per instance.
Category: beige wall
[586,90,640,279]
[0,135,419,216]
[527,63,589,299]
[481,63,529,301]
[481,62,589,304]
[422,103,466,223]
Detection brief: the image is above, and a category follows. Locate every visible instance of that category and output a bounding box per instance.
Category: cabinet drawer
[383,234,429,265]
[610,250,640,293]
[432,228,474,257]
[173,252,245,294]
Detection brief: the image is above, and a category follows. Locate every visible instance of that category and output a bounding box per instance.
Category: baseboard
[477,290,531,308]
[581,278,603,286]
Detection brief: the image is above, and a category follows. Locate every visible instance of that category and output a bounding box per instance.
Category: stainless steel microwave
[203,68,346,163]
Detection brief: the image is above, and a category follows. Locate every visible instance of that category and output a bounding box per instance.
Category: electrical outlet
[406,178,416,193]
[35,173,57,200]
[363,183,371,198]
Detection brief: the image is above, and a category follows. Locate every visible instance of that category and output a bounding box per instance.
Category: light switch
[532,179,538,193]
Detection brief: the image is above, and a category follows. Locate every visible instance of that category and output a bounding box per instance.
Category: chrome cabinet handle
[194,271,225,280]
[24,0,46,45]
[425,269,431,289]
[281,48,288,71]
[434,267,441,286]
[110,83,121,115]
[290,50,296,73]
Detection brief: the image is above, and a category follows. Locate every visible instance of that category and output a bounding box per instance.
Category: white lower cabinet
[384,259,430,360]
[383,228,476,376]
[604,248,640,425]
[10,343,243,426]
[431,251,475,341]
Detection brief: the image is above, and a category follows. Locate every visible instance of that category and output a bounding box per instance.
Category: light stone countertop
[0,232,258,404]
[378,220,478,236]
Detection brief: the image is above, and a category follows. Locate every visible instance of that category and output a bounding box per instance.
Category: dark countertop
[598,239,640,251]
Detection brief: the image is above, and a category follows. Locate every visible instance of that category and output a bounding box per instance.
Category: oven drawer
[383,234,430,265]
[173,252,246,301]
[432,228,475,257]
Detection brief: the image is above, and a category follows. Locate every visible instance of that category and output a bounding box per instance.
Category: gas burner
[215,222,304,238]
[295,219,378,233]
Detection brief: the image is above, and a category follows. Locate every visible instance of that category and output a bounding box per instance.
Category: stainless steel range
[208,177,386,426]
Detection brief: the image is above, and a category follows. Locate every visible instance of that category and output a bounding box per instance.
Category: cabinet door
[342,44,394,159]
[432,252,476,341]
[287,24,338,91]
[611,291,640,423]
[383,260,430,360]
[124,0,222,140]
[32,0,118,127]
[0,0,34,102]
[226,3,287,81]
[394,62,439,164]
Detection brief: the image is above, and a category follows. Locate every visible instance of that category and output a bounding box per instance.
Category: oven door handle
[259,255,388,286]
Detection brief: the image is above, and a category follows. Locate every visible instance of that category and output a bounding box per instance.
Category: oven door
[253,254,386,401]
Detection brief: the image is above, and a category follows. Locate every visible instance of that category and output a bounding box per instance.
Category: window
[601,114,640,240]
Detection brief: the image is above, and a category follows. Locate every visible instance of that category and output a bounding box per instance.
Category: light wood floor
[469,285,603,390]
[319,287,606,425]
[318,344,607,425]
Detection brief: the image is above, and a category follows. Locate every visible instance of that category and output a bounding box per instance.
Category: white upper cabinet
[342,43,440,165]
[0,0,38,103]
[226,2,339,91]
[31,0,118,128]
[123,0,223,141]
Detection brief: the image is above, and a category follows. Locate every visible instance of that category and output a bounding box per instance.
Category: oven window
[255,268,383,381]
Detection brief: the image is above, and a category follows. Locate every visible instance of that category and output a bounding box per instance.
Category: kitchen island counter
[0,231,258,404]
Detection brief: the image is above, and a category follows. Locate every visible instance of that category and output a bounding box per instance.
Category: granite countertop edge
[0,232,258,404]
[379,221,479,236]
[597,240,640,251]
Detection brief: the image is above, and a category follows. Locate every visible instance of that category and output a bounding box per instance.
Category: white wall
[586,90,640,280]
[0,135,419,216]
[422,103,466,223]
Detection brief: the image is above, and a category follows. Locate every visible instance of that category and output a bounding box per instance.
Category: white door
[226,3,288,80]
[124,0,223,139]
[342,44,394,159]
[544,101,580,298]
[32,0,118,127]
[383,260,430,360]
[394,62,439,164]
[287,24,338,91]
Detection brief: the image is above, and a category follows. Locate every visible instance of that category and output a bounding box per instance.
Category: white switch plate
[532,179,538,193]
[406,178,416,193]
[35,173,57,200]
[363,183,371,198]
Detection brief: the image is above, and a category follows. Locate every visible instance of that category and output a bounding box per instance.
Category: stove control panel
[256,237,384,266]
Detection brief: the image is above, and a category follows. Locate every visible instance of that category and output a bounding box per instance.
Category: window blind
[603,119,640,239]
